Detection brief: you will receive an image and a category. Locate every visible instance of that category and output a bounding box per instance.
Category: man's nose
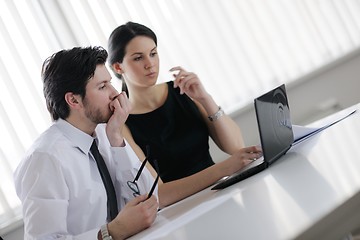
[110,86,119,100]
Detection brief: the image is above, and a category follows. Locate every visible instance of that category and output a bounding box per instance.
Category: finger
[238,147,261,160]
[172,75,180,88]
[131,194,147,205]
[243,146,256,152]
[245,149,262,162]
[245,145,262,154]
[147,197,159,212]
[182,75,198,91]
[170,67,189,87]
[173,72,187,88]
[244,159,255,164]
[248,152,262,161]
[169,67,183,77]
[175,74,196,94]
[109,97,120,113]
[253,145,262,152]
[111,93,131,117]
[117,92,131,113]
[169,66,184,72]
[142,195,158,212]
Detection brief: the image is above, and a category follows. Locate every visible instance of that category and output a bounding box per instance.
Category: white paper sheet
[292,108,357,144]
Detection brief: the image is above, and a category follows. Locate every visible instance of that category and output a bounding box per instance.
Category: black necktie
[90,140,118,220]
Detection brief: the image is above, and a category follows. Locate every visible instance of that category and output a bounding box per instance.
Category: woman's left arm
[194,98,244,154]
[171,66,244,154]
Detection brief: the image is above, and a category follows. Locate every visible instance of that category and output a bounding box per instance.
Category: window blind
[1,0,360,233]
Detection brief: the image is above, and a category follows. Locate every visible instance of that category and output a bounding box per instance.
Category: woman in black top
[108,22,262,208]
[126,81,213,182]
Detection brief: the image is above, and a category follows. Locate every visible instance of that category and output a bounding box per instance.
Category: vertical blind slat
[1,0,360,232]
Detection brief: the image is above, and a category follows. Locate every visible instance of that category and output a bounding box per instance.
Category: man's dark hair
[42,46,108,120]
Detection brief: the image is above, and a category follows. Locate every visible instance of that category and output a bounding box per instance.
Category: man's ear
[112,63,123,75]
[65,92,81,109]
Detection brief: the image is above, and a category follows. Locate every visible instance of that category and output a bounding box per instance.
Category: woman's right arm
[122,125,160,180]
[123,125,261,208]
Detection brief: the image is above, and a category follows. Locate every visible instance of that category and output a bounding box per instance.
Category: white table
[129,104,360,240]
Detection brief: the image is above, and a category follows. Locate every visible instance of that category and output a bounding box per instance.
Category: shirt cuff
[111,139,141,171]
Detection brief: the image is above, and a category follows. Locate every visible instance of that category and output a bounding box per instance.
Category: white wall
[4,48,360,240]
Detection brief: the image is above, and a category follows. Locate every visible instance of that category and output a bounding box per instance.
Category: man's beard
[83,98,111,124]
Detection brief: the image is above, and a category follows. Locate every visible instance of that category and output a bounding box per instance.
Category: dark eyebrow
[95,79,110,87]
[130,46,157,57]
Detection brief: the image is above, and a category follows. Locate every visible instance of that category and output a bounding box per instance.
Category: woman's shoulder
[163,81,181,96]
[154,81,172,93]
[156,81,180,99]
[157,81,174,91]
[165,81,174,87]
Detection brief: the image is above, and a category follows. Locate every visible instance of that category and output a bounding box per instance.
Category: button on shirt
[14,119,158,239]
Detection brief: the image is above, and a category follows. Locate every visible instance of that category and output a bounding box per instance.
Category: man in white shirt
[14,46,159,240]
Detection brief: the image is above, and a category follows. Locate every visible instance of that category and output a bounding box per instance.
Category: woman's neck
[128,83,168,114]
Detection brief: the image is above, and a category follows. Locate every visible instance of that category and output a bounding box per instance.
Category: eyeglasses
[127,145,160,199]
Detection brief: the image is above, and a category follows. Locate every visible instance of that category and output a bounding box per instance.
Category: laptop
[211,84,294,190]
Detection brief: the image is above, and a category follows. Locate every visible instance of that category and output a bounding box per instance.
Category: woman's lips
[146,72,157,77]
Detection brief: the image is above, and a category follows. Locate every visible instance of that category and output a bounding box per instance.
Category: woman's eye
[151,52,157,57]
[134,56,142,61]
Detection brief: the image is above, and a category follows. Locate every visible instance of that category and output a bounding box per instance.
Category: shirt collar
[55,118,95,154]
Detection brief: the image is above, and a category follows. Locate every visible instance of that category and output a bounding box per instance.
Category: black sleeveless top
[126,81,214,182]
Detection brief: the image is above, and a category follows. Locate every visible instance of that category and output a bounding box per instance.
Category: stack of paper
[292,108,357,145]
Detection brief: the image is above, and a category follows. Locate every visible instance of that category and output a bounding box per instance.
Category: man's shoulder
[15,124,68,181]
[26,123,68,156]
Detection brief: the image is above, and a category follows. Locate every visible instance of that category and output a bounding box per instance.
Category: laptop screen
[254,84,294,165]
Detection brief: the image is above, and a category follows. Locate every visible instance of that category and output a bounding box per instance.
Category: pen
[147,159,160,199]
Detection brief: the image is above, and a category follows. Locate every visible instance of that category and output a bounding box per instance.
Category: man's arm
[14,152,101,239]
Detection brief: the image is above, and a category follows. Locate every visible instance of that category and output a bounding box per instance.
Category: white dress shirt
[14,119,158,240]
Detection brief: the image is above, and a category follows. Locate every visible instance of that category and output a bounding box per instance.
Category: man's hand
[107,194,159,239]
[106,91,132,147]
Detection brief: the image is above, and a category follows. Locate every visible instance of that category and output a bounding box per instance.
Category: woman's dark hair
[107,22,157,95]
[42,46,108,120]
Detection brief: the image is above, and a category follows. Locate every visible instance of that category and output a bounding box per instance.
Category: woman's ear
[112,63,123,75]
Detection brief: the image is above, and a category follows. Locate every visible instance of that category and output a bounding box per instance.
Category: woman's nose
[144,57,153,69]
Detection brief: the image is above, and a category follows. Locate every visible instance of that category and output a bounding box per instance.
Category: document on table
[129,191,233,240]
[292,108,357,145]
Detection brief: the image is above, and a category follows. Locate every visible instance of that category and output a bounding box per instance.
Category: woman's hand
[225,146,263,175]
[170,66,209,102]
